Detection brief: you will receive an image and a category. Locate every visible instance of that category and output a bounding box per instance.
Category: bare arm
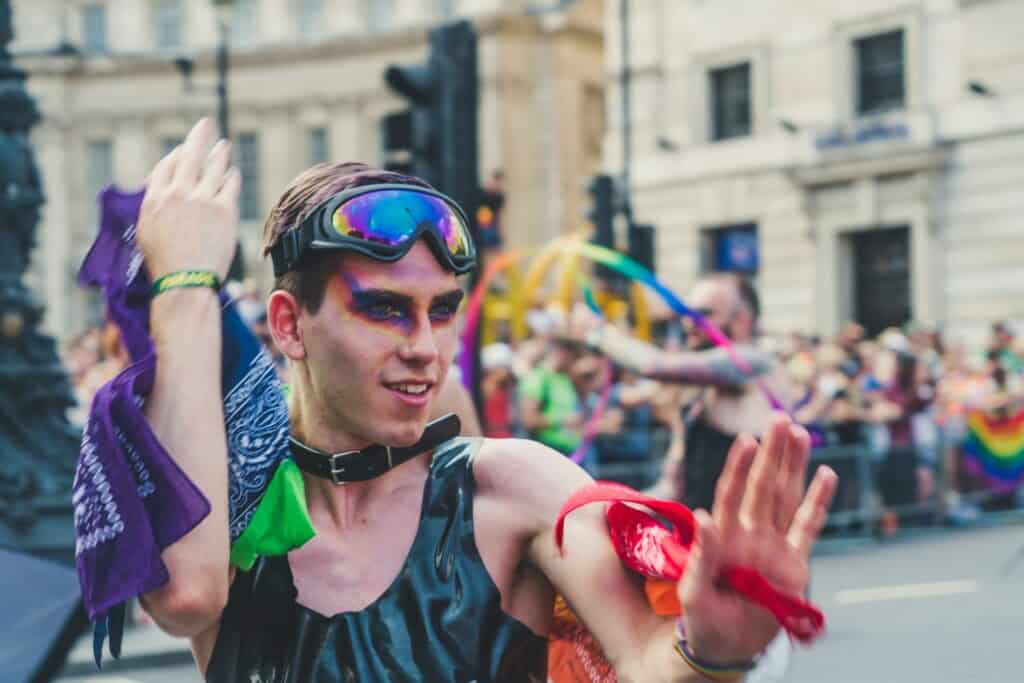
[140,291,229,636]
[481,415,836,681]
[135,119,240,637]
[590,324,771,388]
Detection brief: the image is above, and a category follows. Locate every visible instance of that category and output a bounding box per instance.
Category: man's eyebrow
[432,289,465,306]
[350,289,414,306]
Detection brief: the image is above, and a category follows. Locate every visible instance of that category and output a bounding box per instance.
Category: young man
[137,119,835,681]
[519,337,585,455]
[580,275,799,511]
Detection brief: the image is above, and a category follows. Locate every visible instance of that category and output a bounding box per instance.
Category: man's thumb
[684,509,722,592]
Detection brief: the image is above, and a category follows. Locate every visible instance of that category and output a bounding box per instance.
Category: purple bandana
[73,187,290,660]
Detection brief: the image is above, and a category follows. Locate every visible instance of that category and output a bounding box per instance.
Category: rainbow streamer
[567,243,787,413]
[567,270,612,465]
[962,409,1024,492]
[459,251,520,390]
[569,357,614,465]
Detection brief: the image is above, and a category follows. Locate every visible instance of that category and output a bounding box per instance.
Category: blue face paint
[337,271,464,335]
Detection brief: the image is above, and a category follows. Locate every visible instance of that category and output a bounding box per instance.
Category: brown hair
[262,162,432,313]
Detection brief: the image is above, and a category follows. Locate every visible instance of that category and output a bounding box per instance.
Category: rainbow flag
[962,409,1024,492]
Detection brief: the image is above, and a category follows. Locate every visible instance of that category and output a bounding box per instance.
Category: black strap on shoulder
[289,413,461,484]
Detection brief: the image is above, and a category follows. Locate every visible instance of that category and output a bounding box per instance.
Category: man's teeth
[393,384,428,395]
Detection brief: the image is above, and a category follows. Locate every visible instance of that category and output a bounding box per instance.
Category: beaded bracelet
[151,270,221,298]
[674,619,757,682]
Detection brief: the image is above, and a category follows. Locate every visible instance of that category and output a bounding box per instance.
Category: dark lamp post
[210,0,237,140]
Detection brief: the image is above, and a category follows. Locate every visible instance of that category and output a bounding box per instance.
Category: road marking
[834,579,980,605]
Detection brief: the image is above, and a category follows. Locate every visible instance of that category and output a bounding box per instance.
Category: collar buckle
[328,450,358,485]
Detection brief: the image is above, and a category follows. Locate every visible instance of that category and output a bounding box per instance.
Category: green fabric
[521,366,581,453]
[229,459,317,571]
[998,349,1023,374]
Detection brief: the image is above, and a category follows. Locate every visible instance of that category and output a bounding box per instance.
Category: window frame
[153,0,184,51]
[854,29,906,116]
[236,131,262,223]
[307,126,330,167]
[84,137,114,203]
[80,4,108,54]
[296,0,324,40]
[688,43,769,145]
[709,62,753,141]
[834,9,922,120]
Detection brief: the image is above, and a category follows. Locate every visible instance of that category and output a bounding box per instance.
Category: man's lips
[383,380,436,405]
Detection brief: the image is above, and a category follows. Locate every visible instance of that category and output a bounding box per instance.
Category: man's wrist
[675,618,758,681]
[150,287,221,339]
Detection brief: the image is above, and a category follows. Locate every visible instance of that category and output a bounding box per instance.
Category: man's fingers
[197,139,232,197]
[786,466,838,557]
[739,414,789,527]
[775,424,811,532]
[147,146,180,190]
[172,118,216,187]
[216,166,242,205]
[711,434,757,533]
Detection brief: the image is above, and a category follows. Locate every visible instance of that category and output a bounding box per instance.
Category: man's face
[297,241,464,447]
[684,279,740,350]
[549,342,579,373]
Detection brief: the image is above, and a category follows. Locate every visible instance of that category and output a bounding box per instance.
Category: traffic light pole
[619,0,633,221]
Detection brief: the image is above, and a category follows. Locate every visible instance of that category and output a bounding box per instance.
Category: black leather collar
[289,413,462,484]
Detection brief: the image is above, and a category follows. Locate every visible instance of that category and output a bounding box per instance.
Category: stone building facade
[12,0,605,339]
[607,0,1024,347]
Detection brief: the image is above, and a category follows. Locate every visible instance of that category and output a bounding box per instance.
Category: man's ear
[267,290,306,361]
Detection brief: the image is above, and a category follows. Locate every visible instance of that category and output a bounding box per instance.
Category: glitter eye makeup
[335,272,464,336]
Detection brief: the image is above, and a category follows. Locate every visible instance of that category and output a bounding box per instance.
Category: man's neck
[289,404,431,528]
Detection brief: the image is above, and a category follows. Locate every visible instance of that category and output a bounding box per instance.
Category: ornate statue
[0,0,79,555]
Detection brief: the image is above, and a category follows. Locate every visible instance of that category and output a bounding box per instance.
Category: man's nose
[399,317,439,364]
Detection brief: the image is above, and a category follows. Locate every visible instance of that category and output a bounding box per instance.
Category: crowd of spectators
[475,312,1024,532]
[60,282,1024,534]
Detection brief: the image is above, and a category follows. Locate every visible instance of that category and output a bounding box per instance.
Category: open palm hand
[677,415,838,664]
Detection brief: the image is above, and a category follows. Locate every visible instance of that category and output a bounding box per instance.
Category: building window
[81,4,108,54]
[154,0,183,50]
[851,226,911,335]
[232,0,260,46]
[701,223,759,275]
[160,136,183,157]
[236,132,261,222]
[710,63,752,141]
[855,30,905,115]
[85,139,114,202]
[367,0,394,33]
[307,127,329,166]
[437,0,456,19]
[297,0,324,40]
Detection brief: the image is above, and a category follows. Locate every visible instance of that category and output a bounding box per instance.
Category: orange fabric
[547,583,684,682]
[645,579,682,616]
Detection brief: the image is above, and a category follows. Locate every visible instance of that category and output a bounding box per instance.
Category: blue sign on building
[716,224,759,273]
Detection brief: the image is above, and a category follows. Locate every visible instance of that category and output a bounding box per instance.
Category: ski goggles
[270,184,477,277]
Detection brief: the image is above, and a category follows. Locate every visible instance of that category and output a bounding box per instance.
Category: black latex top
[205,437,548,682]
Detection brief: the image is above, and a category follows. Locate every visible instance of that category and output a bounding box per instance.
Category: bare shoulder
[472,438,592,531]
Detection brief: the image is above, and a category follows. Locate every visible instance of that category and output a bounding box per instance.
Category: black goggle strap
[271,224,315,278]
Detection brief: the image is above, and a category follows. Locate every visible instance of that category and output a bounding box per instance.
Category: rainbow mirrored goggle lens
[332,188,472,258]
[271,185,477,277]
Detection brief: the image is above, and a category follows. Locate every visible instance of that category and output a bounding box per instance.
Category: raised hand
[137,118,241,282]
[677,414,838,664]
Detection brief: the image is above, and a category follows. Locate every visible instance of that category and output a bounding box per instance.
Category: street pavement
[789,524,1024,683]
[54,524,1024,682]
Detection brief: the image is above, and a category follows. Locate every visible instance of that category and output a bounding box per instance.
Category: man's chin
[380,418,428,448]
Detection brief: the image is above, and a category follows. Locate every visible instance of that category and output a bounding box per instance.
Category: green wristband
[151,270,221,298]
